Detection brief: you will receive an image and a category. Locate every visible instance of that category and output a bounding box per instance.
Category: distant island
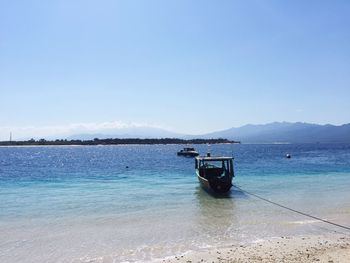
[58,122,350,144]
[3,122,349,145]
[0,138,240,146]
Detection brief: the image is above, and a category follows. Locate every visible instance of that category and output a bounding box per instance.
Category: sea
[0,143,350,263]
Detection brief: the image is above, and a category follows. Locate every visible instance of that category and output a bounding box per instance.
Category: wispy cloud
[0,121,168,141]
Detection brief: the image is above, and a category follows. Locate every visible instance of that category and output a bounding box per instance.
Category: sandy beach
[159,234,350,263]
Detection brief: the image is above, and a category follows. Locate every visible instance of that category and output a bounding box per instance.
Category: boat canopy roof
[183,147,196,151]
[195,156,233,161]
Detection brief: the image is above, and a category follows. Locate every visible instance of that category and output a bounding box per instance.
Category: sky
[0,0,350,139]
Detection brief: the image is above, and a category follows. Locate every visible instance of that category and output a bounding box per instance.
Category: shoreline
[0,138,240,147]
[0,142,238,148]
[157,234,350,263]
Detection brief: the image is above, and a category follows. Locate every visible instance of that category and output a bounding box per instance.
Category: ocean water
[0,144,350,262]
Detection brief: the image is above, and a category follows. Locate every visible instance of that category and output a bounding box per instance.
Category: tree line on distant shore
[0,138,240,146]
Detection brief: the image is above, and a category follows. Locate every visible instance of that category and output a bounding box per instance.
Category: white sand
[157,234,350,263]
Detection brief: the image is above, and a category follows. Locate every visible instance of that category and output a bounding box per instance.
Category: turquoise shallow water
[0,144,350,262]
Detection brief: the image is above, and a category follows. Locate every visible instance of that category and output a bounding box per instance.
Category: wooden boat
[177,147,199,157]
[195,154,234,193]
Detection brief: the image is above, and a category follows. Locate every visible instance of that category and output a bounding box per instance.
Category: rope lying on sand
[233,185,350,232]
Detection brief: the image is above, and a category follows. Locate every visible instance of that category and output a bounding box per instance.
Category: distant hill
[200,122,350,143]
[66,127,184,140]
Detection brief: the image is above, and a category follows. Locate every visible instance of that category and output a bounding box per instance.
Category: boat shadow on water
[193,186,250,236]
[195,185,248,199]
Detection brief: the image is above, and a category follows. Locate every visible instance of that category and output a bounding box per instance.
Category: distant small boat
[177,147,199,157]
[195,153,234,194]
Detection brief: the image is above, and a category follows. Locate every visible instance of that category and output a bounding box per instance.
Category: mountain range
[199,122,350,143]
[67,122,350,143]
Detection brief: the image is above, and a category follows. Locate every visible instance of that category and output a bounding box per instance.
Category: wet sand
[158,234,350,263]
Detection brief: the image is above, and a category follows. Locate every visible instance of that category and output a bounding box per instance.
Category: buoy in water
[286,154,291,159]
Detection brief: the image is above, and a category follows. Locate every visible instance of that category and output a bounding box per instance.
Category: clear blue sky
[1,0,349,138]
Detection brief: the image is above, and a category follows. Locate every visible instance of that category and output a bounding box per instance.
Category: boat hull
[196,171,232,194]
[177,151,199,157]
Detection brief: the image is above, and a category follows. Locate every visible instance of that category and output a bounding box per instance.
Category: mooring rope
[233,185,350,232]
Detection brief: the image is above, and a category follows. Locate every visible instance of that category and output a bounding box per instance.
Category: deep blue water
[0,144,350,262]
